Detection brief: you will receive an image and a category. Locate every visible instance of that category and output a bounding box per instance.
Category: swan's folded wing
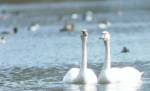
[120,67,143,82]
[63,68,79,83]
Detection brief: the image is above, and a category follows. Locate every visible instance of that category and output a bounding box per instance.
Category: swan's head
[100,31,110,41]
[81,29,88,38]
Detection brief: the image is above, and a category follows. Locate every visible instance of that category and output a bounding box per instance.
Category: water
[0,0,150,91]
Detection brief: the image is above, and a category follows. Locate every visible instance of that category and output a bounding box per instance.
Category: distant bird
[0,27,18,44]
[12,27,18,34]
[71,13,79,20]
[0,36,7,44]
[60,23,74,32]
[98,31,143,84]
[83,11,94,22]
[63,29,97,84]
[28,23,40,32]
[98,20,111,30]
[121,46,130,53]
[0,27,18,36]
[11,11,20,16]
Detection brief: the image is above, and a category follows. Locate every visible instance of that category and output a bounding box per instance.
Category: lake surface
[0,0,150,91]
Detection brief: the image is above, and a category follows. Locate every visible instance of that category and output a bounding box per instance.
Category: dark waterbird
[0,27,18,36]
[121,46,130,53]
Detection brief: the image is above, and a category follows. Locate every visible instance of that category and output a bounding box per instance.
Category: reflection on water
[63,82,142,91]
[100,82,142,91]
[64,84,97,91]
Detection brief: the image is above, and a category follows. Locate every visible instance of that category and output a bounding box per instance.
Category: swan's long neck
[80,36,88,74]
[103,39,111,70]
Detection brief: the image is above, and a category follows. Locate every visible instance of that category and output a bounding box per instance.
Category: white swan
[98,31,143,84]
[83,11,93,22]
[28,23,40,32]
[98,20,111,30]
[63,29,97,84]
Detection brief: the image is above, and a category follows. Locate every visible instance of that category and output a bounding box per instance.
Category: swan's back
[63,68,80,83]
[120,67,143,82]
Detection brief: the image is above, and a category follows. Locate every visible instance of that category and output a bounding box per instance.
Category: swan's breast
[84,69,97,84]
[63,68,80,83]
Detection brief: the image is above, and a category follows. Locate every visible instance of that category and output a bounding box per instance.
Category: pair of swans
[63,30,143,84]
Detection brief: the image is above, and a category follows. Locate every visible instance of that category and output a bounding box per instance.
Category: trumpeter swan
[98,31,143,84]
[63,29,97,84]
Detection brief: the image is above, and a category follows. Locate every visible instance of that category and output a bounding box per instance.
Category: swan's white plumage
[99,67,122,83]
[63,29,97,84]
[99,31,143,84]
[63,68,97,84]
[63,68,79,83]
[120,67,143,82]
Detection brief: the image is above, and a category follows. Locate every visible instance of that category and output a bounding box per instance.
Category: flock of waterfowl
[59,10,129,54]
[0,27,18,44]
[0,9,140,85]
[0,9,43,44]
[59,10,113,32]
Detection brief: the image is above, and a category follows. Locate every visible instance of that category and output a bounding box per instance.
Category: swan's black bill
[81,29,88,36]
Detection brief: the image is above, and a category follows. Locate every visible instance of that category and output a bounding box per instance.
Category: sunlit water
[0,0,150,91]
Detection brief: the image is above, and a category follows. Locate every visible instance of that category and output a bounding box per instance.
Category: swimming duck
[98,20,111,30]
[0,36,7,44]
[0,27,18,36]
[121,46,130,53]
[28,23,40,32]
[60,23,74,32]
